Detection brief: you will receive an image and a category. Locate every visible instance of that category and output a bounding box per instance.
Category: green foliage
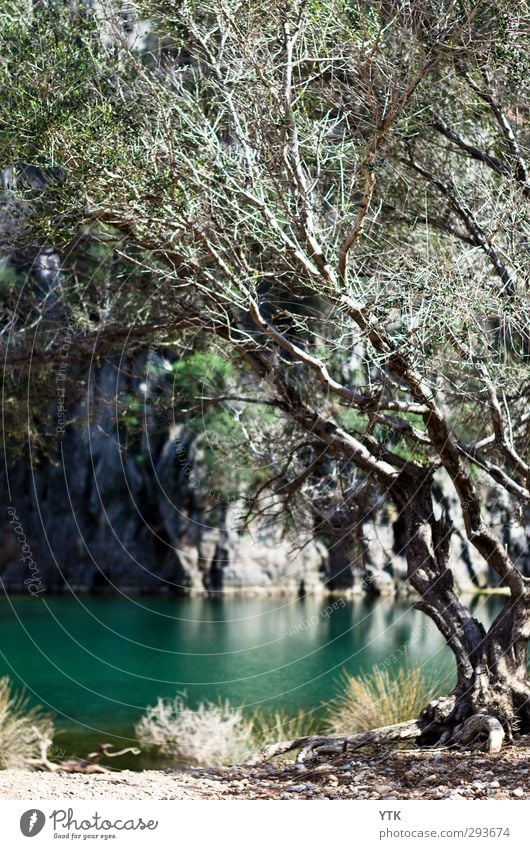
[0,262,23,289]
[337,408,369,434]
[0,5,114,180]
[165,351,243,456]
[1,0,528,524]
[170,352,236,398]
[119,393,142,429]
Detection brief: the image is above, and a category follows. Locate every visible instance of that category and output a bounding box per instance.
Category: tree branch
[430,110,530,198]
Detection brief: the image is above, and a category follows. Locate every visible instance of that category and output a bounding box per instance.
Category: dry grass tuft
[252,709,317,749]
[136,666,440,768]
[0,676,54,770]
[325,665,442,736]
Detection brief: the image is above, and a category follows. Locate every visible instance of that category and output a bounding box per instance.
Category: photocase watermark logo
[7,507,46,596]
[20,809,46,837]
[18,807,159,838]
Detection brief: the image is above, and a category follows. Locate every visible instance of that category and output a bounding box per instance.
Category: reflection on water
[0,592,506,764]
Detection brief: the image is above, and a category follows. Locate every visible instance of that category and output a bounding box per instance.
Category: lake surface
[0,593,506,767]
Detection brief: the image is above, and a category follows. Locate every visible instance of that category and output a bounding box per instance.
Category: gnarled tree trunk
[394,468,530,750]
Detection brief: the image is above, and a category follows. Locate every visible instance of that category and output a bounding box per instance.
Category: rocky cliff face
[362,482,529,596]
[2,358,528,597]
[1,357,328,596]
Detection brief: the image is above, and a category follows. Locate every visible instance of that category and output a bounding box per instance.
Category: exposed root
[452,714,505,754]
[245,719,423,765]
[246,705,511,765]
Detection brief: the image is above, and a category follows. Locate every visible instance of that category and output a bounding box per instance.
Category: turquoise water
[0,593,505,767]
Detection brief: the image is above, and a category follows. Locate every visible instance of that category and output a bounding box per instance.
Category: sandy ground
[2,736,530,800]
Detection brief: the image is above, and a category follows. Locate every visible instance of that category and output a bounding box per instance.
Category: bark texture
[393,468,530,749]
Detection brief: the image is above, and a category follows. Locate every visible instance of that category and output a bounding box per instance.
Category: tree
[1,0,529,751]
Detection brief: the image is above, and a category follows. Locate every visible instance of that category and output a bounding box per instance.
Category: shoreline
[1,737,530,800]
[0,587,511,600]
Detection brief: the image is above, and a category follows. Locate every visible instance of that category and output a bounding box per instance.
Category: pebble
[430,789,447,799]
[4,737,530,800]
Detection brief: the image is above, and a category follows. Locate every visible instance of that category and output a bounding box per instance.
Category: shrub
[0,676,54,770]
[325,664,442,736]
[135,694,254,767]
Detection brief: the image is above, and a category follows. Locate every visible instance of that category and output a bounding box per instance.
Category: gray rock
[1,357,528,596]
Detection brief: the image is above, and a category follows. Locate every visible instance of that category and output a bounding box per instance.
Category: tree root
[247,708,509,765]
[451,714,505,754]
[246,719,424,765]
